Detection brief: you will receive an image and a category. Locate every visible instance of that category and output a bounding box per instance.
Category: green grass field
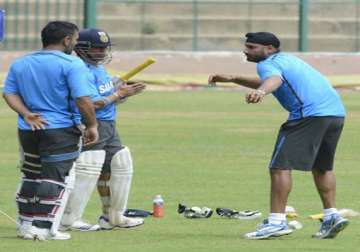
[0,90,359,252]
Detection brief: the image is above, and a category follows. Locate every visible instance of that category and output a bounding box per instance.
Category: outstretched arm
[3,93,48,130]
[208,74,262,89]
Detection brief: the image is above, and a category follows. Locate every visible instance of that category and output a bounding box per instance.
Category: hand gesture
[24,113,48,131]
[116,82,146,98]
[246,89,266,104]
[83,126,99,146]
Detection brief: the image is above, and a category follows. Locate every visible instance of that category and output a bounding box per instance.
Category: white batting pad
[51,162,76,235]
[108,146,134,225]
[61,150,105,227]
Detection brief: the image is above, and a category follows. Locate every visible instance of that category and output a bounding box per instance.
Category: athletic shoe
[19,226,71,241]
[59,219,100,232]
[16,220,33,239]
[244,219,293,240]
[50,230,71,240]
[312,214,349,239]
[98,215,144,230]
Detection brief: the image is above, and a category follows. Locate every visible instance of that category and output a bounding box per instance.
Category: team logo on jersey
[98,31,109,43]
[99,80,114,94]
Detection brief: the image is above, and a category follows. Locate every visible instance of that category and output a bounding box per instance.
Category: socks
[323,208,338,221]
[268,213,286,225]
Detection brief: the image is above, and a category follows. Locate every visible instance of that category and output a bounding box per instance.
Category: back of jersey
[4,50,91,130]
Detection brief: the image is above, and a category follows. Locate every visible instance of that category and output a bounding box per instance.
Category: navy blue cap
[77,28,111,48]
[245,32,280,48]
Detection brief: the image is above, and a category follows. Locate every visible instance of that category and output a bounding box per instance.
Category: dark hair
[41,21,79,47]
[245,32,281,48]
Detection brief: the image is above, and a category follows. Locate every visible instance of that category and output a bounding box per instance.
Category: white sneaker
[116,215,144,228]
[29,226,71,241]
[98,215,114,230]
[50,231,71,240]
[17,221,34,240]
[30,226,51,241]
[98,215,144,230]
[59,219,100,232]
[244,219,293,240]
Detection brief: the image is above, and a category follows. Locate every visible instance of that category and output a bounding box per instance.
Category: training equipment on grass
[285,205,298,218]
[124,209,152,218]
[309,208,360,220]
[61,150,105,227]
[178,204,213,218]
[153,195,164,218]
[288,220,303,230]
[216,207,262,220]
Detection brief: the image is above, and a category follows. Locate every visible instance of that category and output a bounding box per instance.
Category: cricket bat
[121,57,156,81]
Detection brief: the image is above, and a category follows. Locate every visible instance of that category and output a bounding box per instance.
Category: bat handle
[112,76,125,90]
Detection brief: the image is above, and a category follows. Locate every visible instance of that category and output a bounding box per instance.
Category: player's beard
[245,53,266,63]
[63,44,74,55]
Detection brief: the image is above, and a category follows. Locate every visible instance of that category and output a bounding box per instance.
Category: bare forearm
[3,93,31,117]
[94,92,120,109]
[76,96,97,128]
[230,76,262,89]
[94,83,145,109]
[209,74,262,89]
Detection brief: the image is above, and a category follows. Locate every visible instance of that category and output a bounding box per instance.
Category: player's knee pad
[61,150,105,226]
[19,149,42,177]
[110,146,133,177]
[16,178,67,230]
[16,178,39,218]
[51,162,76,234]
[36,179,66,211]
[109,146,134,225]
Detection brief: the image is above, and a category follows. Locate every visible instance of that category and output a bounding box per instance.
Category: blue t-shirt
[4,50,92,130]
[257,52,346,121]
[87,64,117,121]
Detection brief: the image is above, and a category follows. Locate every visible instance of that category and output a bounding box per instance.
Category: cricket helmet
[75,28,112,65]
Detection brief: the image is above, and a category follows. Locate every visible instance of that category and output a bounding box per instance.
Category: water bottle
[153,195,164,218]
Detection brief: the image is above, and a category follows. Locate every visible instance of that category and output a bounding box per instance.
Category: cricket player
[3,21,98,240]
[208,32,348,240]
[60,28,145,231]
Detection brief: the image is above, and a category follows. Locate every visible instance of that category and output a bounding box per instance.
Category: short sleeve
[3,65,19,94]
[66,59,93,99]
[257,61,283,81]
[88,82,103,102]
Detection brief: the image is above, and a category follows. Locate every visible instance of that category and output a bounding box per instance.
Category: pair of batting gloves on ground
[178,203,262,219]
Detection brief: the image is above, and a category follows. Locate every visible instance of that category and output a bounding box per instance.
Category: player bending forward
[61,28,146,231]
[209,32,348,240]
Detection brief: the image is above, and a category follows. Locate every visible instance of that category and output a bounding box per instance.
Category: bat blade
[120,57,156,81]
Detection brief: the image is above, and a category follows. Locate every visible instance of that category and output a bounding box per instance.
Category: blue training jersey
[87,64,117,121]
[257,52,346,121]
[4,50,92,130]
